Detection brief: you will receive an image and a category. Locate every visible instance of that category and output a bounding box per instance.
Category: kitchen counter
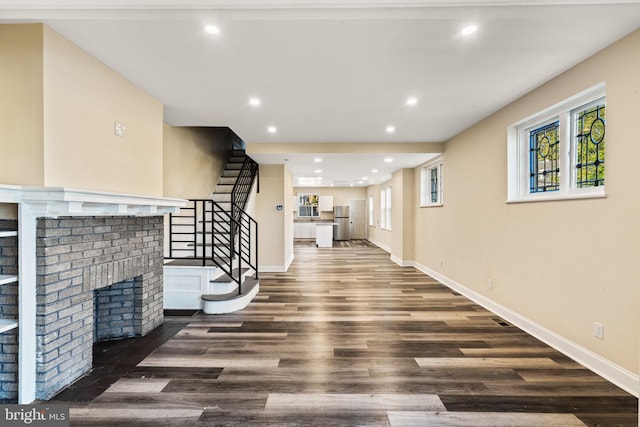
[293,220,336,240]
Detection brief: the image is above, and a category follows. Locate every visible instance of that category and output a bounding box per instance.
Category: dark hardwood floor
[54,243,638,426]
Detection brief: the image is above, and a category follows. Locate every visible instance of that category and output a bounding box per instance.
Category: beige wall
[391,169,415,262]
[0,24,164,196]
[367,182,392,251]
[163,125,231,199]
[368,169,414,258]
[283,167,294,266]
[0,204,18,220]
[256,164,288,270]
[413,29,640,373]
[0,24,44,186]
[42,26,163,196]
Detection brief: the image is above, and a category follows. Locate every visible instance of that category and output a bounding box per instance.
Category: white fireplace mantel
[10,186,187,217]
[0,185,187,403]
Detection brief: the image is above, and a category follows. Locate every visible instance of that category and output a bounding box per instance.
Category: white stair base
[163,264,221,309]
[202,282,259,314]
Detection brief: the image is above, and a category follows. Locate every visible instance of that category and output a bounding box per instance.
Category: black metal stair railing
[231,155,259,223]
[233,202,258,281]
[167,151,260,294]
[167,198,258,294]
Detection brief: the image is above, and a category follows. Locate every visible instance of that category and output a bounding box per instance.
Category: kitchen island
[315,222,337,248]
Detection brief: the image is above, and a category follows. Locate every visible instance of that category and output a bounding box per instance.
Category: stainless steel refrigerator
[333,206,349,241]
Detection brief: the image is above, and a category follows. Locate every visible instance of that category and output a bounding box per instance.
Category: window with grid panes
[507,83,606,202]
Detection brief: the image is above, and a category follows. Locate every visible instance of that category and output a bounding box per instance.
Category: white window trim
[420,156,444,207]
[507,82,607,204]
[380,189,386,229]
[368,195,373,226]
[380,186,392,230]
[385,186,392,230]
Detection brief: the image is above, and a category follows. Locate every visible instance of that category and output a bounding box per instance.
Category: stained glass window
[420,158,443,207]
[430,167,439,203]
[508,84,605,202]
[529,121,560,193]
[575,103,605,188]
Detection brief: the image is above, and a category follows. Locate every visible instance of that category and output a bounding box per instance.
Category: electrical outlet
[114,121,126,137]
[487,278,494,290]
[594,322,604,339]
[439,259,444,267]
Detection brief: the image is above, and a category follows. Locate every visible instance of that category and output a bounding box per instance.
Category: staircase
[164,150,259,314]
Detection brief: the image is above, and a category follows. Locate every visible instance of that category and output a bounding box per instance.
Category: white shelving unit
[0,319,18,333]
[0,227,18,333]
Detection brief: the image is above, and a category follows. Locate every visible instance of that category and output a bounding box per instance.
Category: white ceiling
[253,152,441,186]
[2,0,640,187]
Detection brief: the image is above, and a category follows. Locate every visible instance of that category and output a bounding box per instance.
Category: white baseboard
[408,260,640,397]
[368,238,391,253]
[390,255,415,268]
[284,253,294,272]
[258,253,295,274]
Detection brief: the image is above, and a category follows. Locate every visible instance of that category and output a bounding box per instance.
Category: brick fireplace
[0,186,185,403]
[35,216,164,399]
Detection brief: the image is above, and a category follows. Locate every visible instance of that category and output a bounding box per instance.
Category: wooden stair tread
[202,277,259,301]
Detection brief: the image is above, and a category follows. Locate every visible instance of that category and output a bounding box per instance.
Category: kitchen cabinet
[305,223,316,239]
[293,222,318,239]
[319,196,334,212]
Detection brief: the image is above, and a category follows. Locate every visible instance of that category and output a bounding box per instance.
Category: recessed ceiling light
[314,169,322,174]
[249,97,261,107]
[461,24,478,36]
[205,25,220,35]
[406,97,418,106]
[371,169,378,173]
[350,184,354,187]
[362,177,368,181]
[267,126,277,134]
[386,126,396,133]
[384,158,393,163]
[314,158,322,163]
[358,181,363,185]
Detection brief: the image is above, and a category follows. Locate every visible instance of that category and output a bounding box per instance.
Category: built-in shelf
[0,275,18,286]
[0,318,18,333]
[0,233,19,334]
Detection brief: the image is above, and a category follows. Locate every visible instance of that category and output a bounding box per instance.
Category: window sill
[506,190,606,204]
[420,203,444,208]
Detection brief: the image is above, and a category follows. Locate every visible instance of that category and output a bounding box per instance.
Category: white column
[18,204,36,404]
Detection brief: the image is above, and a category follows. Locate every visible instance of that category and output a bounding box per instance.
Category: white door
[349,200,367,239]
